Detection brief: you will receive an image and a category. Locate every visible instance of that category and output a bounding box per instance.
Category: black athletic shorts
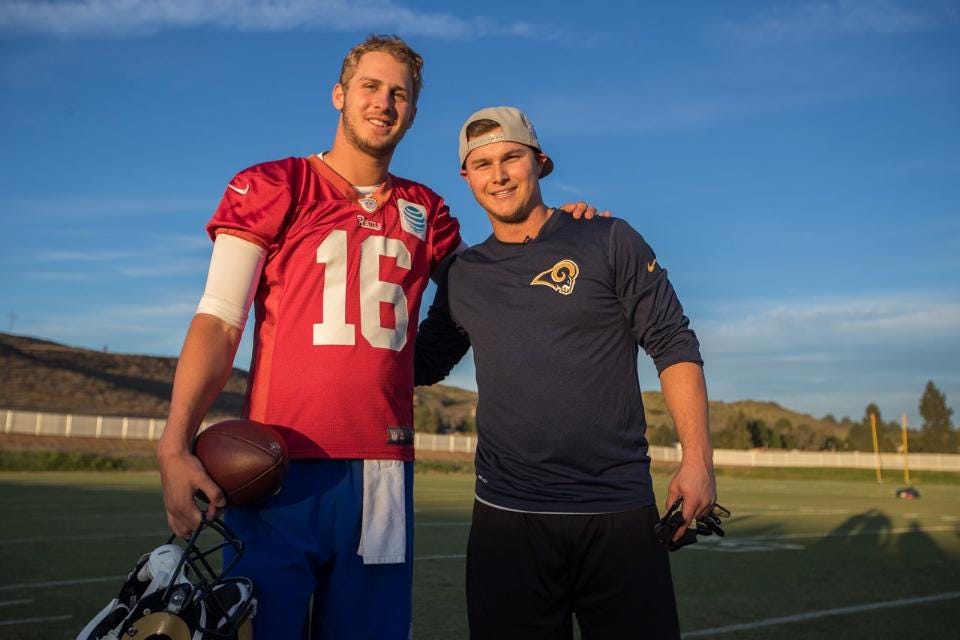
[466,501,680,640]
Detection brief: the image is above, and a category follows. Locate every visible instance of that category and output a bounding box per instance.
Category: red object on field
[193,419,289,507]
[895,486,920,500]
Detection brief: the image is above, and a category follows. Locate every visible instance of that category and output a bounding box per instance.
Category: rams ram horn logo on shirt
[397,198,427,241]
[530,259,580,296]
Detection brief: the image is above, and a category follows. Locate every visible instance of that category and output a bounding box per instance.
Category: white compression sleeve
[196,234,266,330]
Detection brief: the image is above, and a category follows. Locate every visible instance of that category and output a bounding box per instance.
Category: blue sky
[1,0,958,428]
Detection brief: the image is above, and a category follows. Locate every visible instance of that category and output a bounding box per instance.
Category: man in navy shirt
[416,106,716,639]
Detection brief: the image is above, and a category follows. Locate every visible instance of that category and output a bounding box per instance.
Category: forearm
[159,313,242,456]
[660,362,713,469]
[660,361,716,523]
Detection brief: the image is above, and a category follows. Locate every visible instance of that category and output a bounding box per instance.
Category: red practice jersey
[207,156,462,460]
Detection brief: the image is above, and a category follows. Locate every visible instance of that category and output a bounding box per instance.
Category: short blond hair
[339,34,424,103]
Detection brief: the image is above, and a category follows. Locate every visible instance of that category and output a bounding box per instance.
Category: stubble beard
[342,109,405,160]
[482,189,536,226]
[487,205,532,226]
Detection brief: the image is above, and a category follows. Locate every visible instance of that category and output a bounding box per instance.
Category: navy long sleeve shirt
[415,212,702,512]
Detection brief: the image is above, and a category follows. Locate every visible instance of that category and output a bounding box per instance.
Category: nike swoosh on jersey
[228,183,250,195]
[647,259,657,272]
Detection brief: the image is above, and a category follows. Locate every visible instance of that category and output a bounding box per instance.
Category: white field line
[0,576,125,592]
[681,591,960,637]
[0,522,473,545]
[2,525,955,589]
[0,614,73,627]
[10,520,949,547]
[733,507,960,518]
[726,524,957,542]
[731,509,856,517]
[13,511,161,522]
[0,599,33,607]
[1,552,470,592]
[0,530,170,544]
[1,553,468,592]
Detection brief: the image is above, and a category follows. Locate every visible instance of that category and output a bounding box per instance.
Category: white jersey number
[313,230,411,351]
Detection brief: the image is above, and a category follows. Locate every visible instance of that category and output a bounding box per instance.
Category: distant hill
[0,331,475,426]
[0,332,844,443]
[0,332,246,419]
[642,393,846,438]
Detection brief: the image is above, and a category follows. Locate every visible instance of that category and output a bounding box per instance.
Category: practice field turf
[0,470,957,639]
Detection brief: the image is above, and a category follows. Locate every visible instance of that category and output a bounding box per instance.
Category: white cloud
[0,194,206,219]
[11,232,209,265]
[27,249,140,263]
[106,300,199,318]
[722,0,958,45]
[22,296,200,352]
[26,271,96,282]
[117,258,209,277]
[701,293,960,356]
[0,0,552,39]
[527,59,907,137]
[693,292,960,424]
[545,181,585,197]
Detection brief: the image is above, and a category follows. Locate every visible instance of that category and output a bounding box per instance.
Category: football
[193,419,289,507]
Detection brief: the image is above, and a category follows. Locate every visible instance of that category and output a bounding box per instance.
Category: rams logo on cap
[531,259,579,295]
[397,198,427,241]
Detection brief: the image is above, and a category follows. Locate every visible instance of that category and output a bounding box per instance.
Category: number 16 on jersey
[312,229,412,352]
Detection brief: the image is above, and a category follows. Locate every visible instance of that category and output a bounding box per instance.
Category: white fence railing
[3,409,165,441]
[3,409,959,472]
[410,437,960,473]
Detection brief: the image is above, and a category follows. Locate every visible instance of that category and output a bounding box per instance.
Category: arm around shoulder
[415,263,471,386]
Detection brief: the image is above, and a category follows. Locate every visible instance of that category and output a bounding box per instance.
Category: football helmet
[77,516,256,640]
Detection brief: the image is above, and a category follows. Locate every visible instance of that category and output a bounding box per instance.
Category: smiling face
[461,130,548,225]
[333,51,417,159]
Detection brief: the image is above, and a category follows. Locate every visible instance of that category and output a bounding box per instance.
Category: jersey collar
[307,154,394,214]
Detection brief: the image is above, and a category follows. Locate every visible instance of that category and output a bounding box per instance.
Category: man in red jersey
[158,35,448,639]
[158,36,597,639]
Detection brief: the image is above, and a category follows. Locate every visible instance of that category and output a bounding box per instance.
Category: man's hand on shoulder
[559,201,611,219]
[157,444,226,538]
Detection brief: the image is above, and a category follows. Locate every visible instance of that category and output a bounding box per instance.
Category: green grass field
[0,470,957,639]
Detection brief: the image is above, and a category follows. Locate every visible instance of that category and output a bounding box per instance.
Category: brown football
[193,419,289,507]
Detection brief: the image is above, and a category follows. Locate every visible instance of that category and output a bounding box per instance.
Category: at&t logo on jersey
[397,198,427,241]
[531,259,580,295]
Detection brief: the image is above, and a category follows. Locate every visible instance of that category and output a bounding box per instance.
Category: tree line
[416,380,957,455]
[414,405,476,434]
[650,380,957,453]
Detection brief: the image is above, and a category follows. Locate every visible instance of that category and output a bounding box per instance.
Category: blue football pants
[224,459,414,639]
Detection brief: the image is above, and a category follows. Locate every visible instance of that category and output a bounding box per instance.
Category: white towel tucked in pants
[358,459,407,564]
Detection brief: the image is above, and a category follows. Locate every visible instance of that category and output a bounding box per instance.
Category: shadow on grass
[807,508,952,562]
[681,508,958,560]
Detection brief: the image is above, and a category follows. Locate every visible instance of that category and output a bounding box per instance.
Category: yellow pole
[901,413,911,485]
[870,412,883,483]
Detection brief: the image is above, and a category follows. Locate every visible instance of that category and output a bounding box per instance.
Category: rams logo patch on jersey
[397,198,427,241]
[531,259,580,295]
